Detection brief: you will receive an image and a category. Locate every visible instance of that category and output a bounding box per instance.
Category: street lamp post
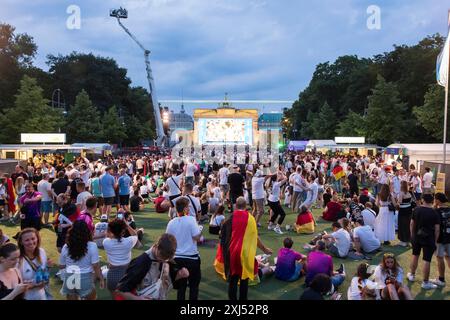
[51,88,66,133]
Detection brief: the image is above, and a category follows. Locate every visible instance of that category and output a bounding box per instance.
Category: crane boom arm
[116,18,166,147]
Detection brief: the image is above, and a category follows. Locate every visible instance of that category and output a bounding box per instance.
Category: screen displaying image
[198,118,253,145]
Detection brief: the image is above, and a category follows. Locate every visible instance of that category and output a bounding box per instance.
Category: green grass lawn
[2,201,449,300]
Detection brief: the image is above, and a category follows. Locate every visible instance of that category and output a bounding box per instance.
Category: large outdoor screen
[198,118,253,145]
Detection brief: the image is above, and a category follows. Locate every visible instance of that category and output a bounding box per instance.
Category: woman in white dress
[374,184,397,245]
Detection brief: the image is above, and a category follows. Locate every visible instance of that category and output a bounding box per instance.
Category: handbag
[136,264,165,300]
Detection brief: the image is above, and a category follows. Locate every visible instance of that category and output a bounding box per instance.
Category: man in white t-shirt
[422,167,433,194]
[76,182,93,212]
[37,173,53,226]
[218,163,230,200]
[252,170,268,227]
[171,183,201,221]
[185,158,197,185]
[323,222,351,258]
[361,202,377,230]
[166,197,202,300]
[94,215,109,248]
[300,175,318,211]
[353,218,381,255]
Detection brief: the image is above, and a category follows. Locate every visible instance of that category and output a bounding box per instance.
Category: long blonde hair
[15,176,25,194]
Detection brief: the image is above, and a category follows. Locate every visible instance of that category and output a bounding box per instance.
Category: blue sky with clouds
[1,0,448,114]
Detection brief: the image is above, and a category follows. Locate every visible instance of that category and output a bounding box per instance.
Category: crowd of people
[0,150,449,300]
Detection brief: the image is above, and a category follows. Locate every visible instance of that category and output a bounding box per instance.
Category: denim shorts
[60,272,95,298]
[40,201,53,213]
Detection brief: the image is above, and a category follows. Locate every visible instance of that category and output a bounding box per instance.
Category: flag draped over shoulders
[215,210,258,281]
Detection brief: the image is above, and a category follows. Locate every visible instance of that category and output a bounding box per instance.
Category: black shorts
[104,197,115,206]
[174,257,201,288]
[95,197,104,207]
[119,195,130,206]
[56,228,68,248]
[230,193,242,205]
[21,218,41,231]
[412,241,436,262]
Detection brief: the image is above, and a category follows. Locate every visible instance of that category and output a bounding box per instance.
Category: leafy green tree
[65,90,102,143]
[0,23,37,111]
[101,106,127,145]
[310,101,338,139]
[0,76,63,143]
[413,84,447,141]
[365,75,413,145]
[335,110,366,137]
[46,52,131,113]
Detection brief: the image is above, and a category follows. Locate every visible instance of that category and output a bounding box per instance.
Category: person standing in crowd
[252,170,268,228]
[0,243,31,300]
[165,168,184,218]
[422,167,433,195]
[75,182,92,213]
[184,158,197,185]
[347,169,359,198]
[374,184,397,245]
[68,171,82,204]
[220,197,272,300]
[100,166,116,218]
[59,221,104,300]
[37,173,53,228]
[410,171,423,202]
[166,197,202,301]
[17,228,49,300]
[227,165,245,212]
[19,183,42,231]
[77,197,97,235]
[374,253,413,300]
[432,192,450,287]
[55,194,78,253]
[88,171,103,217]
[103,219,138,298]
[118,169,132,212]
[397,180,414,246]
[407,193,440,290]
[51,171,70,218]
[11,165,29,185]
[218,162,230,202]
[116,233,189,300]
[267,171,288,235]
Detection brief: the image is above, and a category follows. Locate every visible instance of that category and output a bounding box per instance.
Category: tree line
[0,23,155,146]
[282,34,446,147]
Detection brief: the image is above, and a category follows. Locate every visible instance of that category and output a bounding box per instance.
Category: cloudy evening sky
[1,0,448,113]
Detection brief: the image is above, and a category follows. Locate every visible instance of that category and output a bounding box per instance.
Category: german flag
[332,165,345,180]
[213,210,258,281]
[295,211,315,234]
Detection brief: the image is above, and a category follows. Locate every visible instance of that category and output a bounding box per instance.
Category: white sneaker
[421,281,438,290]
[406,273,416,282]
[430,279,446,287]
[274,226,284,235]
[267,223,275,230]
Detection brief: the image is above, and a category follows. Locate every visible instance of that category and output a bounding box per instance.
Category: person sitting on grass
[322,192,343,222]
[120,209,144,249]
[352,218,381,257]
[153,190,169,214]
[373,253,413,300]
[304,240,346,290]
[275,237,306,282]
[130,189,145,213]
[295,205,315,234]
[299,273,341,300]
[347,263,379,300]
[322,222,351,258]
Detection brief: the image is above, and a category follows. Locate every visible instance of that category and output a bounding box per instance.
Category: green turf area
[1,201,449,300]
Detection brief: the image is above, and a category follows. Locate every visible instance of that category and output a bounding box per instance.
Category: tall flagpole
[443,10,450,175]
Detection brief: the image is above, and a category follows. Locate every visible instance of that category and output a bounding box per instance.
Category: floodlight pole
[443,10,450,175]
[114,17,166,147]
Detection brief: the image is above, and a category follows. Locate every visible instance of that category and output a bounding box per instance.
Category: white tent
[385,143,450,170]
